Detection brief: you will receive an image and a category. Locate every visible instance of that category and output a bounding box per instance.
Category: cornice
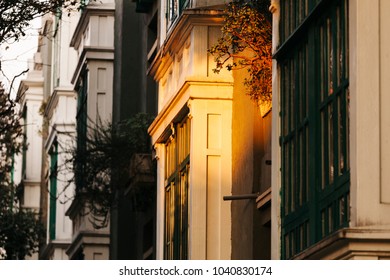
[71,46,114,85]
[70,4,115,49]
[148,78,233,142]
[40,240,72,260]
[294,227,390,260]
[44,123,75,153]
[149,7,224,80]
[65,230,110,259]
[44,87,75,119]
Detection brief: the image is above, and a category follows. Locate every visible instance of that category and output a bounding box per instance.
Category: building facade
[65,0,115,260]
[12,0,158,260]
[271,0,390,259]
[10,0,390,261]
[15,53,44,260]
[38,9,79,260]
[110,0,158,260]
[149,0,272,259]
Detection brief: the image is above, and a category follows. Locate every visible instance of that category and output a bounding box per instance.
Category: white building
[16,53,44,260]
[65,0,115,260]
[39,9,79,260]
[149,0,272,259]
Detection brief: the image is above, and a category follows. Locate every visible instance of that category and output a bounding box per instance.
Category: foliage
[0,0,86,44]
[0,207,45,260]
[66,113,155,228]
[0,86,22,166]
[0,85,45,260]
[0,85,22,216]
[0,0,87,260]
[208,0,272,106]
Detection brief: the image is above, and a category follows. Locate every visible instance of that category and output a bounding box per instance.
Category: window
[76,72,88,190]
[164,116,190,259]
[277,0,349,259]
[49,141,58,241]
[52,8,61,88]
[21,106,27,180]
[167,0,189,28]
[147,12,158,65]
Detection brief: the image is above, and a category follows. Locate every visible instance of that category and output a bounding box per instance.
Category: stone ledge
[294,227,390,260]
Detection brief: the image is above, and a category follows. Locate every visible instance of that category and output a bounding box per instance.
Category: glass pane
[339,196,345,226]
[168,0,178,25]
[291,229,296,256]
[305,128,309,202]
[328,104,334,185]
[305,221,310,248]
[298,127,308,206]
[282,1,288,42]
[299,224,304,251]
[165,183,175,259]
[179,169,188,259]
[320,24,325,101]
[284,142,290,214]
[336,5,343,85]
[283,63,290,135]
[299,131,303,206]
[298,48,303,121]
[338,94,345,175]
[321,109,326,188]
[284,233,290,259]
[290,59,295,132]
[291,139,295,212]
[281,0,311,42]
[328,206,333,233]
[344,0,349,79]
[290,0,295,33]
[327,18,333,96]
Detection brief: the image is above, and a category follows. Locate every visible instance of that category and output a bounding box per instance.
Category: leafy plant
[65,113,155,228]
[0,85,45,260]
[0,0,88,44]
[0,208,45,260]
[0,0,91,260]
[208,0,272,115]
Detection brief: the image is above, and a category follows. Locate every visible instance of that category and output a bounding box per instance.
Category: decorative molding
[149,8,224,80]
[70,4,115,49]
[148,79,233,143]
[294,227,390,260]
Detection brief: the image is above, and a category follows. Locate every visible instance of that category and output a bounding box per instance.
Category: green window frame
[164,116,190,260]
[276,0,349,259]
[49,141,58,241]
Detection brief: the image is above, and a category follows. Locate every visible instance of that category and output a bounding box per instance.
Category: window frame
[277,0,350,259]
[49,140,58,241]
[166,0,189,30]
[164,116,190,260]
[75,71,88,191]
